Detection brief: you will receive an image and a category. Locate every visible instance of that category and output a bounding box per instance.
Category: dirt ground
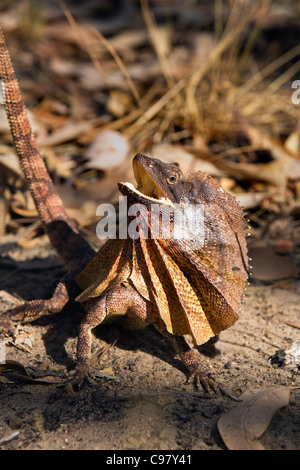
[0,236,299,451]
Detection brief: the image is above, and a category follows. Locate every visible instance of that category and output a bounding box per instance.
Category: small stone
[6,412,23,429]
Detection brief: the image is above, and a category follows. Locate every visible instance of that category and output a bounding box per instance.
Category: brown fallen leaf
[149,144,198,175]
[272,239,294,255]
[0,360,64,384]
[36,118,104,148]
[0,360,27,375]
[0,290,23,304]
[249,246,299,281]
[235,191,272,210]
[217,386,299,450]
[0,149,23,178]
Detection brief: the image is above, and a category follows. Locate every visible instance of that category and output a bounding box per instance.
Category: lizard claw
[188,369,219,394]
[67,363,95,388]
[188,369,240,400]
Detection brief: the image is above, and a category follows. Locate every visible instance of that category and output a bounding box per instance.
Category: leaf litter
[0,360,64,384]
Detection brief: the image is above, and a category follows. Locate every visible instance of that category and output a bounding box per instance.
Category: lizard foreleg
[73,285,150,384]
[172,335,218,393]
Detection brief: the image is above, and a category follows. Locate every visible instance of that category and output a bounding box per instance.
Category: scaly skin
[0,30,248,393]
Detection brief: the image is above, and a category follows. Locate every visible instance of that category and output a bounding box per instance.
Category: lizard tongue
[134,162,166,200]
[137,180,165,200]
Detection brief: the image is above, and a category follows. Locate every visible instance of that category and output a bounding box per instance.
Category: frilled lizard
[0,29,248,393]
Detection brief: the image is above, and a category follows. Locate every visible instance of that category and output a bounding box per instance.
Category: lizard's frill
[75,238,131,302]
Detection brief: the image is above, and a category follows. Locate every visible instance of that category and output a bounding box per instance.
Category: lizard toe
[68,363,95,388]
[190,369,219,394]
[191,370,240,400]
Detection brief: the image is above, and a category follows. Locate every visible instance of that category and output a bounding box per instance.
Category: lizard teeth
[122,182,174,206]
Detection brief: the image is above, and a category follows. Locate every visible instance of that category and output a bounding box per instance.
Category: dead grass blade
[140,0,175,89]
[234,43,300,103]
[285,320,300,330]
[60,0,142,108]
[185,2,263,131]
[125,79,185,137]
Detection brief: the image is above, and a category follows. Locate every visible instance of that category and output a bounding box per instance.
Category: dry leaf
[66,201,98,227]
[249,246,299,281]
[285,131,300,158]
[220,120,300,190]
[0,150,23,178]
[0,360,27,376]
[0,107,10,132]
[109,29,148,52]
[36,119,98,147]
[0,360,63,384]
[83,129,129,170]
[235,191,271,209]
[149,144,197,175]
[217,386,298,450]
[215,158,291,190]
[94,367,117,381]
[271,239,294,255]
[0,290,23,304]
[11,204,38,218]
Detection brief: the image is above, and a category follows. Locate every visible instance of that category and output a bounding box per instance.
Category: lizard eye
[166,172,180,184]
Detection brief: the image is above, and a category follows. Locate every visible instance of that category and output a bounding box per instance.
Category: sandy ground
[0,237,299,451]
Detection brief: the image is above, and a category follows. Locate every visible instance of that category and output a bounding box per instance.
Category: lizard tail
[0,28,94,272]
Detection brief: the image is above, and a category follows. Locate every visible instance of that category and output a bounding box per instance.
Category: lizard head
[118,153,187,207]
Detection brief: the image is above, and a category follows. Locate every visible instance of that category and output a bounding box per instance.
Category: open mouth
[120,158,174,206]
[121,181,174,206]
